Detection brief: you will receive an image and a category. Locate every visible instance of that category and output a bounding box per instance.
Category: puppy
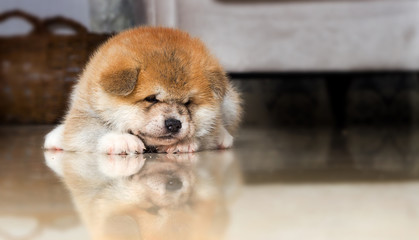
[44,27,242,154]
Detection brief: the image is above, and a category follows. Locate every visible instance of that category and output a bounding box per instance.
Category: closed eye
[144,95,159,103]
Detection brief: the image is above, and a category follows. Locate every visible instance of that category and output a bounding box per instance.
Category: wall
[0,0,90,35]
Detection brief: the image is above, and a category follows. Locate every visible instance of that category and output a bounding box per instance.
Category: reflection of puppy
[44,27,242,154]
[44,151,241,240]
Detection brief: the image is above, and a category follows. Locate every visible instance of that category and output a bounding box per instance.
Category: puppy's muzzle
[165,118,182,133]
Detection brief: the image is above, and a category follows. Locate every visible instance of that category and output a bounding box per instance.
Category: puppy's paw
[44,125,65,150]
[98,133,145,155]
[218,127,234,149]
[159,140,199,154]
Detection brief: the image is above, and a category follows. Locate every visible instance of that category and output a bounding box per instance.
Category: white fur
[160,139,200,153]
[44,124,65,150]
[43,28,242,154]
[143,110,190,140]
[99,105,145,132]
[97,132,146,154]
[195,107,217,137]
[217,126,234,149]
[222,90,239,127]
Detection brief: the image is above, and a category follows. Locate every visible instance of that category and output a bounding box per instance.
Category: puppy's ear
[100,68,140,96]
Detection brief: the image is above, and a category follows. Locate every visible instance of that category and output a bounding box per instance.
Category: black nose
[165,118,182,133]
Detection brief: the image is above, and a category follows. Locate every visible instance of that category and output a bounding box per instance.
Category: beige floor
[1,126,419,240]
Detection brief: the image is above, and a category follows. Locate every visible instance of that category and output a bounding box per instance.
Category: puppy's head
[91,27,228,147]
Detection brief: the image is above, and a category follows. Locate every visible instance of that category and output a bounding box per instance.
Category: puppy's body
[45,27,241,154]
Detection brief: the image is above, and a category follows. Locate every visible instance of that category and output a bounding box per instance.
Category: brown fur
[101,68,140,96]
[44,27,242,154]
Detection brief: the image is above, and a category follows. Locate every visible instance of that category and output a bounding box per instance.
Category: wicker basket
[0,10,111,124]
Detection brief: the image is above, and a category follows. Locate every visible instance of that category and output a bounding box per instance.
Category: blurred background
[2,0,419,240]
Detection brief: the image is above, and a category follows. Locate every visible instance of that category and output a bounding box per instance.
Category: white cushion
[162,0,419,71]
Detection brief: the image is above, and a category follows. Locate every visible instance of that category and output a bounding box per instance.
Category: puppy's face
[93,28,227,147]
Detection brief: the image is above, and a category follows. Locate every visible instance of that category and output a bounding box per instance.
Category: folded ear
[100,68,140,96]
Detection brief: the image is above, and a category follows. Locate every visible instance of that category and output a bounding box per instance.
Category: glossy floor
[1,126,419,240]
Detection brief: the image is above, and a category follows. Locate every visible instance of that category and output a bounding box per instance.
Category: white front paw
[159,140,199,153]
[44,125,65,150]
[98,133,145,155]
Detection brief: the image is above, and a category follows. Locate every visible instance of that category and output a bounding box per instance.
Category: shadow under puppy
[44,27,242,154]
